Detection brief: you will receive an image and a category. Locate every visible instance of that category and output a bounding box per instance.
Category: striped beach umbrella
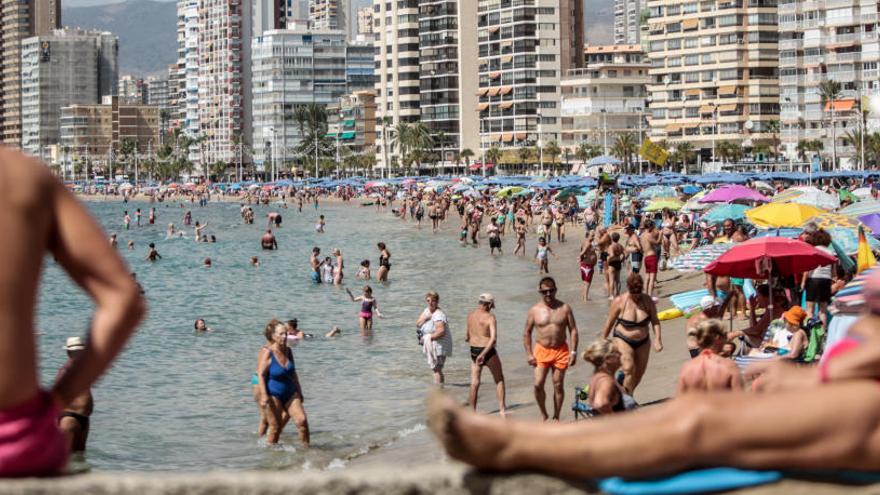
[840,200,880,219]
[639,185,678,200]
[833,265,878,314]
[804,212,860,230]
[670,243,733,272]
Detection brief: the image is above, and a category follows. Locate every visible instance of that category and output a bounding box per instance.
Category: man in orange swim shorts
[523,277,580,420]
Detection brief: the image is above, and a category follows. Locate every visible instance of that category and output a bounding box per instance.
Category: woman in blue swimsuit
[257,319,309,446]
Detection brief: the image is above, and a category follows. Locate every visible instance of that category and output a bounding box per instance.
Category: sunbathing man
[523,277,579,421]
[428,277,880,478]
[0,148,145,477]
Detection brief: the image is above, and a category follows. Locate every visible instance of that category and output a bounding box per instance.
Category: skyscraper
[477,0,583,158]
[418,0,479,166]
[1,0,61,147]
[778,0,880,168]
[310,0,352,39]
[20,29,118,160]
[614,0,643,45]
[356,6,372,36]
[645,0,780,163]
[373,0,420,170]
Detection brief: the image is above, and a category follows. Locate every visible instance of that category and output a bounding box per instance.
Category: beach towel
[599,468,880,495]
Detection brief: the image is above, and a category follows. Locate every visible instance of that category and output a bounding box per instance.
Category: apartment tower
[1,0,60,147]
[476,0,584,157]
[614,0,643,45]
[310,0,352,39]
[645,0,780,162]
[373,0,420,170]
[778,0,880,167]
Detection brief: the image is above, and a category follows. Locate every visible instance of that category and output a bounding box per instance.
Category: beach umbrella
[821,227,880,255]
[858,226,877,273]
[702,204,751,224]
[852,187,875,200]
[704,236,836,280]
[495,186,524,198]
[512,189,533,198]
[773,186,840,210]
[833,265,879,314]
[752,180,774,193]
[805,212,861,230]
[671,243,733,272]
[639,185,677,200]
[463,189,482,199]
[365,181,387,189]
[682,185,702,196]
[859,213,880,236]
[840,200,880,219]
[555,187,584,201]
[745,203,825,229]
[839,189,860,203]
[699,185,769,204]
[588,155,622,167]
[644,198,684,212]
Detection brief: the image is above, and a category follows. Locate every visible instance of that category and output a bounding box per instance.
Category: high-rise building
[645,0,779,162]
[614,0,643,45]
[419,0,479,167]
[373,0,420,170]
[119,75,147,104]
[1,0,61,147]
[254,0,290,36]
[146,75,171,110]
[176,0,200,142]
[346,41,377,93]
[327,90,377,158]
[357,6,372,35]
[20,29,118,161]
[60,96,161,162]
[251,27,350,169]
[197,0,247,165]
[310,0,351,39]
[477,0,583,157]
[561,45,650,171]
[778,0,880,167]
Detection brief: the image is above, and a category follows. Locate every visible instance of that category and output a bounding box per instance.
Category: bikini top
[617,296,651,329]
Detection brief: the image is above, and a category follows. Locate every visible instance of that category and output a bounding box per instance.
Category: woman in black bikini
[377,243,391,282]
[601,273,663,394]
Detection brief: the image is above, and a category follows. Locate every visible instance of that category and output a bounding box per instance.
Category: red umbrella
[704,237,835,279]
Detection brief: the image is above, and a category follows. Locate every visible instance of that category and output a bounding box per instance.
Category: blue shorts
[311,271,320,283]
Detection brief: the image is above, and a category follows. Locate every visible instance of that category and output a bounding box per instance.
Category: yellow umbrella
[644,198,684,212]
[804,212,860,230]
[745,203,825,228]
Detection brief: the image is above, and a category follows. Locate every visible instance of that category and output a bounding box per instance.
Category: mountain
[62,0,177,77]
[584,0,615,45]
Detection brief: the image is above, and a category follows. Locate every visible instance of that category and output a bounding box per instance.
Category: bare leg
[486,355,507,416]
[359,317,367,336]
[428,381,880,478]
[551,367,566,421]
[533,366,551,421]
[253,385,268,437]
[469,362,482,411]
[264,397,286,444]
[613,338,636,392]
[629,342,652,394]
[286,395,310,448]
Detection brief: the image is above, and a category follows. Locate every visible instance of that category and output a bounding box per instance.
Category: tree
[461,148,475,175]
[575,142,602,163]
[671,142,696,170]
[517,146,532,167]
[819,79,843,169]
[765,119,781,159]
[390,122,412,167]
[543,141,562,169]
[209,161,228,182]
[486,146,502,174]
[611,133,638,173]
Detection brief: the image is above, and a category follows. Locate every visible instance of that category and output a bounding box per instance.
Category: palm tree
[517,146,532,169]
[410,123,434,172]
[452,150,462,175]
[674,142,696,171]
[543,141,562,171]
[765,119,781,160]
[461,148,475,175]
[390,122,412,169]
[611,133,638,173]
[486,146,502,175]
[819,79,842,169]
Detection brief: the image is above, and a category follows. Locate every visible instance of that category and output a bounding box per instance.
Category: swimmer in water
[194,319,213,332]
[315,215,325,233]
[194,221,208,242]
[166,223,175,239]
[309,247,322,283]
[267,212,282,229]
[325,326,341,338]
[127,240,134,250]
[250,256,260,267]
[144,243,161,262]
[261,230,278,250]
[203,257,212,268]
[357,260,371,280]
[347,286,383,336]
[109,234,118,248]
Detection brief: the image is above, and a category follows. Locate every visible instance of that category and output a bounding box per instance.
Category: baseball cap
[65,336,85,351]
[699,295,717,311]
[478,293,495,306]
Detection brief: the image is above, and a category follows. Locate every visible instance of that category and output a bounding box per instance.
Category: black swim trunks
[470,346,498,364]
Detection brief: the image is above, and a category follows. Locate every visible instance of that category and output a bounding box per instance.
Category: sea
[37,199,547,472]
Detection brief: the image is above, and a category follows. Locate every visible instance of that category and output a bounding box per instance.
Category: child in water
[346,286,383,336]
[321,257,334,283]
[535,237,555,274]
[357,260,371,280]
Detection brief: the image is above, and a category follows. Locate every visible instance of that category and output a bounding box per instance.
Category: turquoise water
[37,200,546,472]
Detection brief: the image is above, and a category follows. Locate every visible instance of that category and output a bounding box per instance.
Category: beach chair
[572,386,598,420]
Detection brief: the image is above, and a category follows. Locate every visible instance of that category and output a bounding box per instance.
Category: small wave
[326,458,347,470]
[396,423,426,438]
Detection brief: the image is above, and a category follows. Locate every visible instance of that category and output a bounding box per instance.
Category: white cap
[65,336,85,351]
[700,296,718,311]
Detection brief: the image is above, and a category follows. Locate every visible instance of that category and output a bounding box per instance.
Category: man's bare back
[677,351,743,393]
[0,148,145,411]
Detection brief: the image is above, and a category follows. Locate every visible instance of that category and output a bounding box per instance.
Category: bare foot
[427,391,513,470]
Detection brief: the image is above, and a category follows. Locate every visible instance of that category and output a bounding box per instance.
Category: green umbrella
[555,187,585,201]
[495,186,524,198]
[839,189,859,203]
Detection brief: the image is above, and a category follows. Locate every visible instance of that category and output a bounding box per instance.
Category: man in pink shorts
[0,148,145,477]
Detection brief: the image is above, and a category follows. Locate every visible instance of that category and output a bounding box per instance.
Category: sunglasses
[539,288,557,295]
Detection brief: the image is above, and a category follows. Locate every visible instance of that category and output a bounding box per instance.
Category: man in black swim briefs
[465,293,506,416]
[56,337,93,453]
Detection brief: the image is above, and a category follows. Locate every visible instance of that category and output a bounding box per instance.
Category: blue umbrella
[638,185,678,200]
[682,185,702,195]
[588,155,622,167]
[702,204,750,224]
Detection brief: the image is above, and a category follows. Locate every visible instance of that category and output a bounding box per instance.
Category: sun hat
[65,336,85,351]
[782,306,808,326]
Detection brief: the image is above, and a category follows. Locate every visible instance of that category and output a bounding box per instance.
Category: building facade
[197,0,247,164]
[357,6,372,35]
[373,0,420,169]
[146,75,171,109]
[561,45,650,153]
[645,0,780,161]
[614,0,643,45]
[1,0,60,147]
[60,96,160,163]
[476,0,584,155]
[327,90,377,157]
[119,75,147,104]
[250,27,350,168]
[346,41,377,93]
[310,0,352,39]
[20,29,118,161]
[778,0,880,167]
[419,0,479,165]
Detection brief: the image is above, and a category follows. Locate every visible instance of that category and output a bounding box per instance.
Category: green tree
[819,79,843,168]
[671,142,696,170]
[611,133,638,173]
[486,146,502,173]
[460,148,475,174]
[765,119,781,159]
[543,140,562,167]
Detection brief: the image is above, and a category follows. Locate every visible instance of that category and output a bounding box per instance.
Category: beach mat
[669,289,709,313]
[599,468,880,495]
